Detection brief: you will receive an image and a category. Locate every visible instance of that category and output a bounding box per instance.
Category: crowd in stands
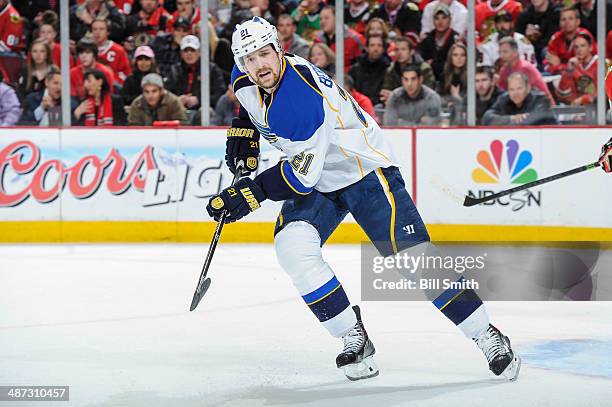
[0,0,610,127]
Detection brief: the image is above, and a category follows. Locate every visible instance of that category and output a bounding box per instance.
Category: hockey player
[598,66,612,173]
[206,17,521,381]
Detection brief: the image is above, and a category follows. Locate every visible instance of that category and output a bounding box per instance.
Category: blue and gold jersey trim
[280,160,312,195]
[302,275,342,305]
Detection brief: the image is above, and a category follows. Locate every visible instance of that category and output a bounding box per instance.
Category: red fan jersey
[70,62,116,99]
[97,41,132,85]
[0,2,24,53]
[166,7,201,34]
[544,28,596,74]
[556,55,598,105]
[475,0,523,40]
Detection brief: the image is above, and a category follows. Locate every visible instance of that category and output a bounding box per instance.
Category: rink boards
[0,126,611,242]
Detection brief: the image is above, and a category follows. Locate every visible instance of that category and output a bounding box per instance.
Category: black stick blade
[463,195,480,207]
[190,278,212,311]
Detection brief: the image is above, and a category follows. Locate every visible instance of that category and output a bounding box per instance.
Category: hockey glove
[226,118,260,175]
[206,177,266,223]
[599,137,612,173]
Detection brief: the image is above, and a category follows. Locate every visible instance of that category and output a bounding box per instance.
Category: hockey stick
[190,163,244,311]
[463,161,600,207]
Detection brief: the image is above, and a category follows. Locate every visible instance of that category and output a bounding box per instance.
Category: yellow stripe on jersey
[376,168,398,254]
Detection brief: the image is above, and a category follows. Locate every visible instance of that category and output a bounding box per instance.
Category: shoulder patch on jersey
[231,65,252,92]
[292,63,323,95]
[407,2,419,11]
[10,13,20,23]
[520,36,531,45]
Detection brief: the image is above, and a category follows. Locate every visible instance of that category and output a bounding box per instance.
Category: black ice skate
[336,305,379,381]
[474,324,521,381]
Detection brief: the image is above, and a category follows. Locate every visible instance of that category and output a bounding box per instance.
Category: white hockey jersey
[478,32,536,67]
[231,54,398,195]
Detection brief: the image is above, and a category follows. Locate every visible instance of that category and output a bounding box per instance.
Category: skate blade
[342,355,379,381]
[502,353,522,382]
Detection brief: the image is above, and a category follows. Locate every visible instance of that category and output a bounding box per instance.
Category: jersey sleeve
[254,118,331,201]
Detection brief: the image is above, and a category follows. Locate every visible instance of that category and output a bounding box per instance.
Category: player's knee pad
[274,221,333,295]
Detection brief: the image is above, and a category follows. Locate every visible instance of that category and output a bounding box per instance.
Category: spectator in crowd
[0,70,20,126]
[70,0,126,43]
[370,0,421,39]
[483,72,557,125]
[344,0,373,36]
[208,21,234,84]
[165,35,227,121]
[478,10,535,67]
[348,34,390,106]
[440,42,467,122]
[151,16,191,78]
[556,32,598,106]
[308,42,336,77]
[420,3,457,83]
[574,0,612,38]
[125,0,171,41]
[20,67,78,126]
[212,86,240,126]
[291,0,324,42]
[221,0,253,40]
[515,0,560,68]
[38,22,76,68]
[314,6,366,73]
[544,7,594,74]
[128,73,188,125]
[74,69,123,126]
[0,0,25,53]
[364,17,389,43]
[498,37,554,103]
[14,0,59,22]
[70,38,116,99]
[475,0,523,40]
[383,64,441,126]
[420,0,467,39]
[122,45,159,107]
[91,18,132,86]
[166,0,201,33]
[18,38,53,101]
[380,36,435,105]
[475,65,503,124]
[344,74,378,123]
[277,13,310,60]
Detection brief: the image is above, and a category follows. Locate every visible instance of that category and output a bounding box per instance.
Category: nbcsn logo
[468,139,541,211]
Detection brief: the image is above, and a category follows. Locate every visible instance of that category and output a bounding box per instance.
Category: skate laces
[342,323,365,354]
[475,326,505,363]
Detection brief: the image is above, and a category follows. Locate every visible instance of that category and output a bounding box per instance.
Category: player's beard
[253,69,280,90]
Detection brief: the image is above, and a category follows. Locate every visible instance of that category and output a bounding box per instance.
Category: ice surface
[1,244,611,407]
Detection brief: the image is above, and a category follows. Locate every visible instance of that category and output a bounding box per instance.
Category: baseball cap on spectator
[180,35,200,51]
[433,3,451,17]
[173,16,191,29]
[135,45,155,59]
[141,73,164,89]
[494,10,513,22]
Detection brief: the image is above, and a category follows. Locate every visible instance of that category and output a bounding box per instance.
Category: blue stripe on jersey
[437,289,483,326]
[281,160,313,194]
[302,275,341,305]
[266,59,325,142]
[433,276,466,310]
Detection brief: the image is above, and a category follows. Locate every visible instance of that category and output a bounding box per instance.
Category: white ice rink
[1,244,611,407]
